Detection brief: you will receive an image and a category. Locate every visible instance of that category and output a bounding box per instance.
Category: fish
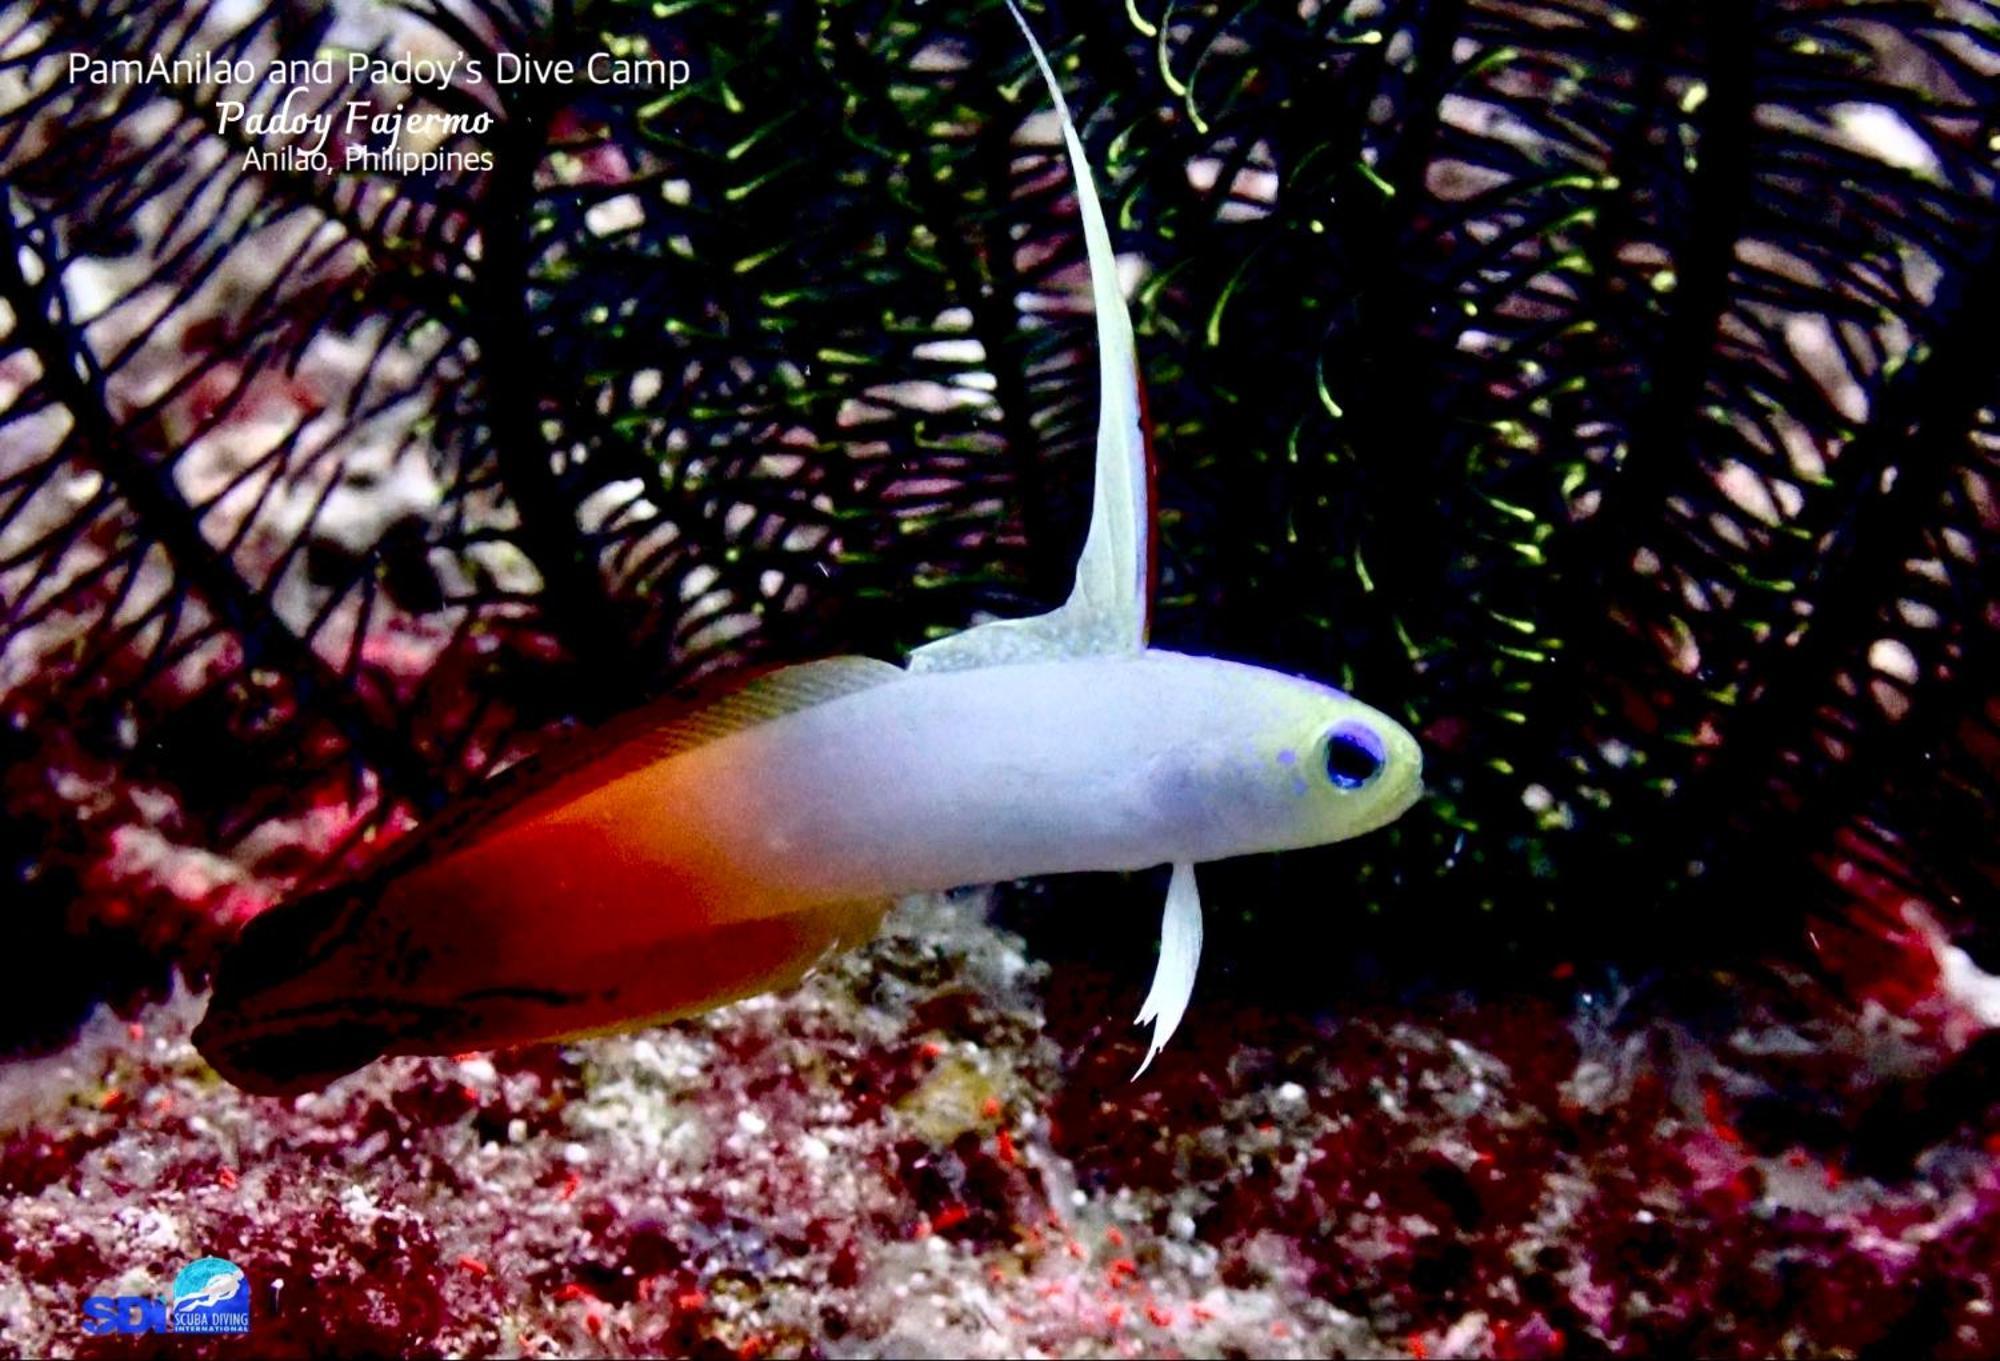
[192,2,1423,1095]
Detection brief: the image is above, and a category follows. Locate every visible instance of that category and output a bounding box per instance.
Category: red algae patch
[0,896,1382,1358]
[3,894,2000,1358]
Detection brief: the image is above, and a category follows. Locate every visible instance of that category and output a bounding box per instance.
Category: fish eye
[1323,723,1385,790]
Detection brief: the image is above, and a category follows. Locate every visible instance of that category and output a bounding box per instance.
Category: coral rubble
[4,890,1998,1359]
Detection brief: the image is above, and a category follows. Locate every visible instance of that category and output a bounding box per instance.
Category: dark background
[1,0,1996,1051]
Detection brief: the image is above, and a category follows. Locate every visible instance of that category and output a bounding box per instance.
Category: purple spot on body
[1292,777,1310,797]
[1278,749,1297,766]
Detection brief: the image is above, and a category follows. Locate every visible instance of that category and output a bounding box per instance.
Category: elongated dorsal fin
[908,0,1152,673]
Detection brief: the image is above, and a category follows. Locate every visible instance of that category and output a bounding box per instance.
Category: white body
[678,651,1421,911]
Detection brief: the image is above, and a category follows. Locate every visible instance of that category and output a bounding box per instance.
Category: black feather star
[0,0,1996,1049]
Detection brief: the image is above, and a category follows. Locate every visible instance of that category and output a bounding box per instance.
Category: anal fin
[1133,860,1204,1077]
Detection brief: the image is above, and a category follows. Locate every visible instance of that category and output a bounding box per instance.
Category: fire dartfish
[194,5,1423,1095]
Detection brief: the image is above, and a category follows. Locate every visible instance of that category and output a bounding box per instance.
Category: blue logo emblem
[80,1256,251,1335]
[170,1256,250,1334]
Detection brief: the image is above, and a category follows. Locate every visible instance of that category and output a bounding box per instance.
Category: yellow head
[1120,655,1424,863]
[1243,673,1424,852]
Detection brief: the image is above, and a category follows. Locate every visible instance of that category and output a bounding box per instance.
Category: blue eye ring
[1323,722,1386,789]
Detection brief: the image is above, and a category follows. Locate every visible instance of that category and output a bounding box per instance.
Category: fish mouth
[1396,774,1426,818]
[1349,769,1424,840]
[1384,731,1427,823]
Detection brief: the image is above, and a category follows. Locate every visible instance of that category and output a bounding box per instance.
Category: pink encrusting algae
[3,883,2000,1359]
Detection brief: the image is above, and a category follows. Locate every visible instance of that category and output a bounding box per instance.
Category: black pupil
[1325,732,1382,788]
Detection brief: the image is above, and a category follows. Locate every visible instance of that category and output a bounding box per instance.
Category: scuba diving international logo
[80,1255,252,1336]
[171,1256,251,1334]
